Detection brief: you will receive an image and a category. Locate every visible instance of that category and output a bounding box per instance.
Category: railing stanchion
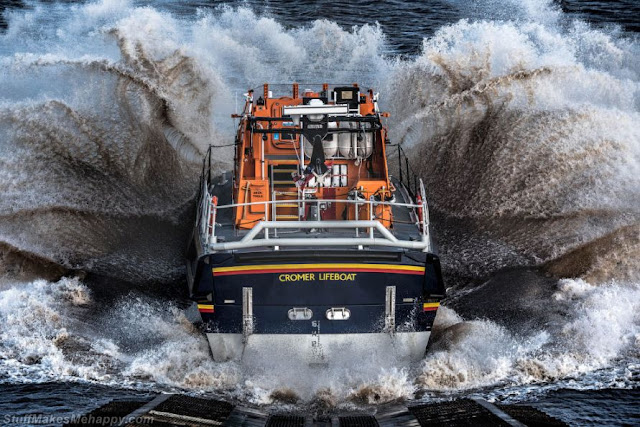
[398,145,403,184]
[405,157,410,196]
[419,179,430,252]
[369,196,375,239]
[207,147,212,186]
[209,196,218,245]
[264,199,268,221]
[355,199,359,237]
[203,192,211,246]
[272,191,278,238]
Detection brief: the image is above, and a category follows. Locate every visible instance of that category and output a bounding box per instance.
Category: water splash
[418,281,640,395]
[0,1,389,283]
[0,277,415,407]
[388,17,640,280]
[0,0,638,410]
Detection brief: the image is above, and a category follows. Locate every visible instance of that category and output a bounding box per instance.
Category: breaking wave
[388,17,640,281]
[0,276,637,407]
[0,276,418,407]
[0,1,388,283]
[0,0,638,409]
[0,277,241,390]
[419,285,640,395]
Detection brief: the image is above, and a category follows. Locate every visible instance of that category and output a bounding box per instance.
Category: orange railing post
[210,195,218,242]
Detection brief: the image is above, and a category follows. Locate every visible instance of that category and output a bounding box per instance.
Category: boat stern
[190,251,445,363]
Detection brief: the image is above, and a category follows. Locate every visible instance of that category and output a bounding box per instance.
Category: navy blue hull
[187,249,445,335]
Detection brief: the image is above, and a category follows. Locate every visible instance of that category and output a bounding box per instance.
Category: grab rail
[208,220,430,252]
[197,187,432,253]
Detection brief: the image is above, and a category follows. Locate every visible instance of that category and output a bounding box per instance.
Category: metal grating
[497,404,568,427]
[64,400,149,426]
[409,399,511,427]
[66,393,570,427]
[339,415,380,427]
[131,421,179,427]
[152,394,233,423]
[266,414,306,427]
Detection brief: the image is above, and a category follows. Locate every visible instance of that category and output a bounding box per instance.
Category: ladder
[269,164,301,221]
[272,190,300,221]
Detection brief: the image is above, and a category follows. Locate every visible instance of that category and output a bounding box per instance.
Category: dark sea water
[0,0,638,425]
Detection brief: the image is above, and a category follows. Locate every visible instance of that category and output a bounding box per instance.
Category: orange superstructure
[232,83,394,230]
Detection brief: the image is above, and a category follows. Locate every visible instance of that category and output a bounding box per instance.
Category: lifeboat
[186,83,445,363]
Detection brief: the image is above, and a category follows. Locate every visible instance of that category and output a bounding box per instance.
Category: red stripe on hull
[423,307,438,312]
[199,308,214,313]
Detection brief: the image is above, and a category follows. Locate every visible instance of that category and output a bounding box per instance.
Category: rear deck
[202,175,426,252]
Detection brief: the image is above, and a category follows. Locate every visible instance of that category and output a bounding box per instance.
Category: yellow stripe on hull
[423,302,440,311]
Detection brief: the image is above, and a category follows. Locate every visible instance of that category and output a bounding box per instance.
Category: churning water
[0,0,638,424]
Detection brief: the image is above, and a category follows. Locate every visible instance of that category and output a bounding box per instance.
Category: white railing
[198,180,432,253]
[418,178,430,247]
[198,180,219,247]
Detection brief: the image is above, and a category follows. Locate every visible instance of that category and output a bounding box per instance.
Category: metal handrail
[209,221,430,252]
[419,178,430,244]
[198,187,432,253]
[207,198,422,210]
